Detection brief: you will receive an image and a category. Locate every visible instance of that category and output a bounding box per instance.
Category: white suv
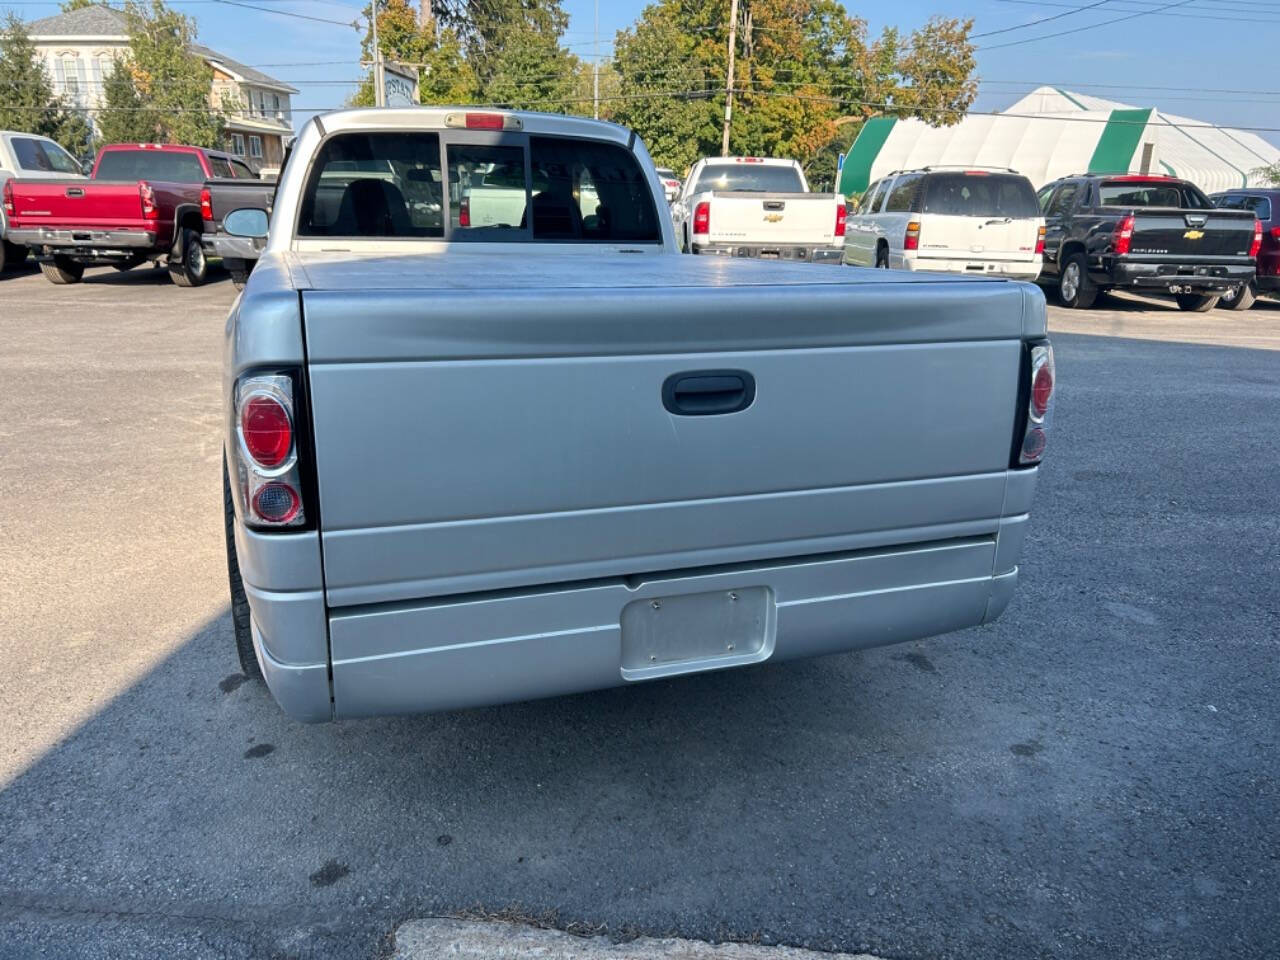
[843,167,1044,280]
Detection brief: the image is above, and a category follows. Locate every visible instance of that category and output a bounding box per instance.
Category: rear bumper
[1104,260,1254,291]
[902,256,1041,281]
[692,241,844,263]
[6,226,157,250]
[204,232,263,261]
[307,520,1028,720]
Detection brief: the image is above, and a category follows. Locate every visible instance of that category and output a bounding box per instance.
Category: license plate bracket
[620,586,774,680]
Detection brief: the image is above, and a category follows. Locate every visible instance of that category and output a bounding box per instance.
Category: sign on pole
[383,62,420,108]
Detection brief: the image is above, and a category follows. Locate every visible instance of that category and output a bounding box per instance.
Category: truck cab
[0,131,85,272]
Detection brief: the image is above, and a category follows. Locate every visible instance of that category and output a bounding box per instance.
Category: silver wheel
[188,237,205,276]
[1061,262,1080,302]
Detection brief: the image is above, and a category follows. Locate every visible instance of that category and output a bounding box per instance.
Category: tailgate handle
[662,370,755,416]
[763,200,785,211]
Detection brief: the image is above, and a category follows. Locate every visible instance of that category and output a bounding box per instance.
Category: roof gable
[27,4,128,38]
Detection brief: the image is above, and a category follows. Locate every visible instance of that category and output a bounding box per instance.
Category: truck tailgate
[7,179,145,229]
[1129,208,1257,260]
[706,191,839,246]
[301,269,1033,607]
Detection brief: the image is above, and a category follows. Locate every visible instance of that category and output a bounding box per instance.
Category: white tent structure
[837,86,1279,198]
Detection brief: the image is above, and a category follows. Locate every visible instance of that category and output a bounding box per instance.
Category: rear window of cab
[296,131,661,243]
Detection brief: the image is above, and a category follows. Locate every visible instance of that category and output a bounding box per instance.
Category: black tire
[40,255,84,285]
[1057,253,1098,309]
[168,226,207,287]
[226,256,250,290]
[875,243,889,269]
[1218,281,1256,311]
[1,240,29,271]
[224,455,262,682]
[1175,293,1219,313]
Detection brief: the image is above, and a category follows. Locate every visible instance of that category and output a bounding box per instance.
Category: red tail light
[1018,343,1055,467]
[1114,214,1135,255]
[232,373,307,529]
[200,187,213,222]
[458,195,470,228]
[1248,218,1262,258]
[240,393,292,468]
[693,201,710,235]
[1034,225,1046,255]
[904,220,920,251]
[834,203,846,238]
[1271,226,1280,241]
[139,181,158,221]
[2,179,13,217]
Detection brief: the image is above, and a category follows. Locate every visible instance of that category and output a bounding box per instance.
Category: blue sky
[4,0,1277,147]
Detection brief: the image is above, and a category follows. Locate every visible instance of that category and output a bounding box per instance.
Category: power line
[991,0,1280,24]
[977,0,1198,49]
[972,0,1113,38]
[206,0,357,27]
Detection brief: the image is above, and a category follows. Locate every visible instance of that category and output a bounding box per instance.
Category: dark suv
[1210,188,1279,310]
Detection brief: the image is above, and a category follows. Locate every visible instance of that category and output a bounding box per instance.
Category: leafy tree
[351,0,475,106]
[1256,163,1280,186]
[0,15,93,155]
[60,0,97,11]
[95,0,224,147]
[610,0,976,179]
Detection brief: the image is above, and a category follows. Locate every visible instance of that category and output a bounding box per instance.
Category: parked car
[670,156,844,263]
[1037,174,1260,311]
[4,142,253,286]
[843,167,1044,280]
[202,172,277,288]
[1210,188,1280,310]
[654,166,681,203]
[218,107,1053,722]
[0,131,85,272]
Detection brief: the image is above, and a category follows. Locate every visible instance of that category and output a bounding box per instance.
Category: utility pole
[371,1,385,107]
[720,0,739,156]
[592,0,599,120]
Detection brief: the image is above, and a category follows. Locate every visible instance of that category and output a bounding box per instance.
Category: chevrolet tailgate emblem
[1183,229,1204,240]
[764,213,783,223]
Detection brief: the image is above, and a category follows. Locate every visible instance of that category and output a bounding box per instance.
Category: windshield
[693,163,804,193]
[95,149,205,183]
[921,173,1039,218]
[1099,179,1209,209]
[10,136,82,175]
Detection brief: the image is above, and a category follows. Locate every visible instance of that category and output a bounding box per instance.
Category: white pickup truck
[670,156,845,263]
[0,130,85,272]
[218,107,1053,722]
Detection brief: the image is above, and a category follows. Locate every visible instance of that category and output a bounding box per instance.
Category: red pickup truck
[2,142,253,286]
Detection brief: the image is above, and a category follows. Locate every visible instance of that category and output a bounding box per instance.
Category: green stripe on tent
[838,116,897,197]
[1055,87,1088,110]
[1088,108,1152,173]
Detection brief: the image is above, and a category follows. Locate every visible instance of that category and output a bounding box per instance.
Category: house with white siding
[22,4,298,170]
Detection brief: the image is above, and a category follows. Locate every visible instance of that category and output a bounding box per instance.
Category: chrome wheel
[188,237,206,276]
[1060,262,1080,302]
[1221,285,1238,304]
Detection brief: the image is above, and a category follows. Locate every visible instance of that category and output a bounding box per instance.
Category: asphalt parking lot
[1,263,1277,960]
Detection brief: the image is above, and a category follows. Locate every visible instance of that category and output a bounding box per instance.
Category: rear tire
[169,227,207,287]
[1218,281,1256,311]
[1,240,29,271]
[40,255,84,285]
[224,455,262,682]
[875,244,889,269]
[1175,293,1219,312]
[1057,253,1097,309]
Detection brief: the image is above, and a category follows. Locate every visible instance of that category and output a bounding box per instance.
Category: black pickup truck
[1037,174,1261,311]
[201,176,276,287]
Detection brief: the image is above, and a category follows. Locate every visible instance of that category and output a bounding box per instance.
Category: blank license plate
[620,587,771,673]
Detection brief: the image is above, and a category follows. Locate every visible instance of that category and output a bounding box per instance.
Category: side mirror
[224,207,269,239]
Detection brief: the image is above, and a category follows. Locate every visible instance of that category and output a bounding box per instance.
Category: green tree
[60,0,97,11]
[0,15,93,155]
[350,0,475,107]
[1255,163,1280,186]
[95,0,224,147]
[610,0,976,180]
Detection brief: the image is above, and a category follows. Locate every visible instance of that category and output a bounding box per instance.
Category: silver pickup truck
[221,107,1055,722]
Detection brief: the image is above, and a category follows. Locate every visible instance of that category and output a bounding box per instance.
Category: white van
[844,167,1044,280]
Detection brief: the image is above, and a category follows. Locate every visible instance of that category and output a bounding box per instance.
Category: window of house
[272,94,280,114]
[230,134,246,156]
[249,136,263,159]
